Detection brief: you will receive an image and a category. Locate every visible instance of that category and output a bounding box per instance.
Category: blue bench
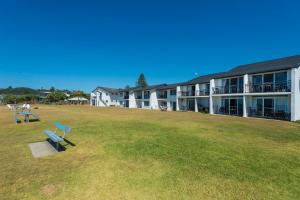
[44,122,72,150]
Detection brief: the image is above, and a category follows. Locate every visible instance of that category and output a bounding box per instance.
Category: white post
[167,89,171,111]
[150,89,158,109]
[195,84,199,112]
[129,91,136,108]
[291,67,300,121]
[176,86,181,111]
[243,74,249,117]
[141,90,144,108]
[209,79,215,114]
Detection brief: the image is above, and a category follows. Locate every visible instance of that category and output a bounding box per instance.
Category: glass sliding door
[237,98,243,116]
[187,99,195,111]
[263,74,274,92]
[221,97,243,116]
[252,75,262,92]
[230,78,238,93]
[230,98,237,115]
[223,79,229,94]
[264,98,274,117]
[275,72,288,92]
[257,98,263,116]
[238,77,244,93]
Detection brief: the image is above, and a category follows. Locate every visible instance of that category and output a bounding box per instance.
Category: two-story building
[90,55,300,121]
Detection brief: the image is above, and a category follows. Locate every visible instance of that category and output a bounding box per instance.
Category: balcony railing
[144,95,150,99]
[178,91,195,97]
[157,94,167,99]
[124,95,129,99]
[245,81,291,93]
[135,95,142,99]
[213,85,243,94]
[248,107,290,120]
[214,106,243,116]
[196,89,209,96]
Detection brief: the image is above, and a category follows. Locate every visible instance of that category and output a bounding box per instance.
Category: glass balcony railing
[196,89,209,96]
[178,91,195,97]
[213,85,243,94]
[245,81,291,93]
[248,107,290,120]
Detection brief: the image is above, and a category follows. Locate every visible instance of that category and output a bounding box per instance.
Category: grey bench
[43,122,72,150]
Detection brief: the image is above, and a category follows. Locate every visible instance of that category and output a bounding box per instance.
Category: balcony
[245,81,291,93]
[157,94,167,99]
[196,89,209,96]
[214,106,243,116]
[213,85,243,94]
[144,95,150,99]
[178,91,195,97]
[124,95,129,99]
[248,107,290,120]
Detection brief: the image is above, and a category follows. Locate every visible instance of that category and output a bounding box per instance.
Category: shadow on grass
[46,138,76,152]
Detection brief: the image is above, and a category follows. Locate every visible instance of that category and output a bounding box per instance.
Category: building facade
[90,55,300,121]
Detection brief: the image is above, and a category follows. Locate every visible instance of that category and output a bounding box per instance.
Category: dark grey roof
[130,84,167,91]
[94,86,122,93]
[185,54,300,84]
[185,72,226,85]
[225,54,300,77]
[156,82,184,90]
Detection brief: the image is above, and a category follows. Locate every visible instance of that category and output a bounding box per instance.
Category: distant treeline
[0,86,40,95]
[0,86,89,104]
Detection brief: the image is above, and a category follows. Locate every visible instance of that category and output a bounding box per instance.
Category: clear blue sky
[1,0,300,92]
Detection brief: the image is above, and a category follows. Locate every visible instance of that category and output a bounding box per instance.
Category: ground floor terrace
[212,95,291,120]
[1,105,300,199]
[177,97,209,113]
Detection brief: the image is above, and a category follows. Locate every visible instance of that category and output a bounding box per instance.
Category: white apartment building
[91,55,300,121]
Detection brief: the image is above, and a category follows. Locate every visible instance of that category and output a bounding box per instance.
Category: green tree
[49,86,56,92]
[46,91,66,103]
[71,90,87,98]
[136,73,148,88]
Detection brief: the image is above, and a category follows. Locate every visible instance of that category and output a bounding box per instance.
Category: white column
[291,67,300,121]
[96,92,99,106]
[150,89,158,109]
[195,84,199,112]
[176,86,181,111]
[141,91,144,108]
[129,91,136,108]
[167,89,171,111]
[209,79,215,114]
[243,74,249,117]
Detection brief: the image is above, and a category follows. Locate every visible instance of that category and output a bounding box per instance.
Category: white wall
[291,67,300,121]
[150,89,159,109]
[129,91,136,108]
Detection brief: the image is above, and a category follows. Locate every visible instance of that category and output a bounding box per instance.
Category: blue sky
[0,0,300,92]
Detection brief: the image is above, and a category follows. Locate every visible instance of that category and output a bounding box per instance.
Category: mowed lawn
[0,105,300,200]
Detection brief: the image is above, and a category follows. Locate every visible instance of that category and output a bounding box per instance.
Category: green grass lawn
[0,105,300,199]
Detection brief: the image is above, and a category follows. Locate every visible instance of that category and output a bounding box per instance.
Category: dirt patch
[40,184,61,197]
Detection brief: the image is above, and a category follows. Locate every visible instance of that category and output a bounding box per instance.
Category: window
[170,89,176,96]
[253,75,262,85]
[144,101,150,106]
[275,72,287,83]
[238,77,244,93]
[263,74,274,84]
[144,91,150,99]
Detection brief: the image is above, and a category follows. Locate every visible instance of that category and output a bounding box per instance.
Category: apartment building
[91,55,300,121]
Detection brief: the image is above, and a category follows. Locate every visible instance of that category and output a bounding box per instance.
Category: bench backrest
[54,122,72,138]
